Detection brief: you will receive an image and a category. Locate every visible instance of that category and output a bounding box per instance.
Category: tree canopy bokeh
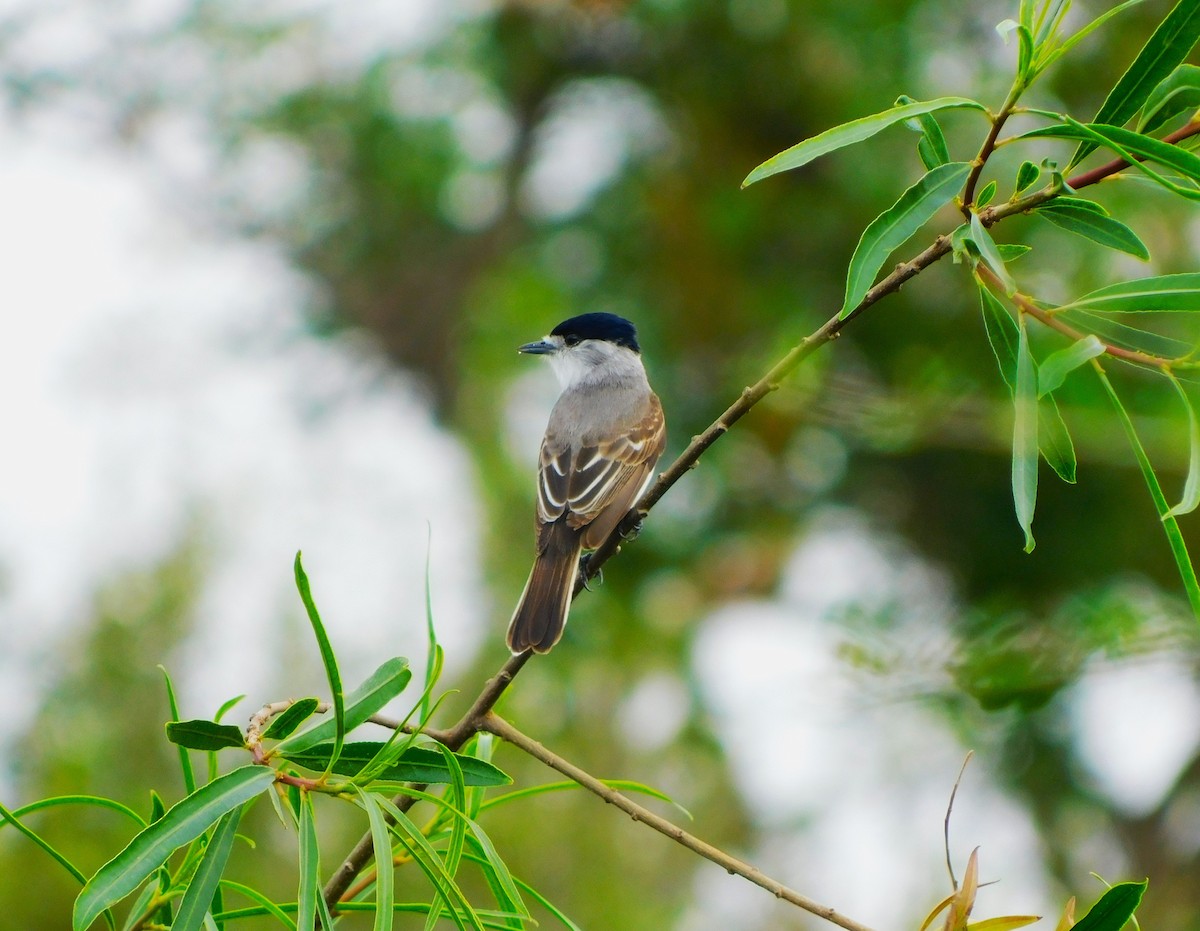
[2,0,1200,928]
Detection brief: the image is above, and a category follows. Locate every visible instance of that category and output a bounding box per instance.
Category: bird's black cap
[550,313,640,353]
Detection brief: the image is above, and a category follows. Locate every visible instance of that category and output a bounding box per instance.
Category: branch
[1064,119,1200,190]
[321,102,1200,918]
[481,713,878,931]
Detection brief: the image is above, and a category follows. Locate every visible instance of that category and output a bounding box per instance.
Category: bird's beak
[518,339,556,355]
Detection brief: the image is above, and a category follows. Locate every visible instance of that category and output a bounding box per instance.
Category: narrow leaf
[73,766,276,931]
[1041,0,1149,76]
[263,699,321,741]
[282,742,511,787]
[1023,120,1200,196]
[1040,394,1078,484]
[1141,63,1200,131]
[173,806,246,931]
[465,825,527,923]
[900,95,951,168]
[1013,314,1039,553]
[1097,365,1200,618]
[166,721,246,752]
[217,880,298,929]
[1060,273,1200,312]
[296,794,319,931]
[1071,880,1148,931]
[356,791,395,931]
[1076,0,1200,164]
[841,161,971,316]
[742,97,985,187]
[293,552,344,772]
[969,212,1016,294]
[161,666,197,796]
[0,799,90,891]
[1165,371,1200,517]
[373,795,485,931]
[6,795,145,830]
[980,283,1020,390]
[1055,897,1077,931]
[277,657,411,755]
[213,695,246,723]
[967,918,1041,931]
[1035,203,1150,259]
[1039,336,1106,396]
[977,179,998,208]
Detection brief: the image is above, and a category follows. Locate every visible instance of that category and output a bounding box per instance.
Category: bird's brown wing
[536,394,665,549]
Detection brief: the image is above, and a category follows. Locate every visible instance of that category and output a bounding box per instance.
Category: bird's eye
[563,335,580,346]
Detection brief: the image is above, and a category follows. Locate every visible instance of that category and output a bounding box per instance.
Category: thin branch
[962,84,1023,212]
[976,265,1180,369]
[1064,119,1200,190]
[481,713,878,931]
[321,96,1200,919]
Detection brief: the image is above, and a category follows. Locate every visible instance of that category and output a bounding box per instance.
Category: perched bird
[507,313,666,654]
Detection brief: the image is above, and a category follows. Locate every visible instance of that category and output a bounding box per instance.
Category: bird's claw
[578,553,603,590]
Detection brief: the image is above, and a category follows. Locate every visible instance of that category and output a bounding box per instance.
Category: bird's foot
[577,553,603,590]
[620,515,644,541]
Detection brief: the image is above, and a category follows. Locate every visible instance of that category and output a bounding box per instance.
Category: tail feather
[507,523,583,654]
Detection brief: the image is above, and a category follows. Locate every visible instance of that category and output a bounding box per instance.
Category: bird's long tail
[507,522,583,654]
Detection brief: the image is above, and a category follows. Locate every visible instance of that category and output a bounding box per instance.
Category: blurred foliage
[4,0,1200,928]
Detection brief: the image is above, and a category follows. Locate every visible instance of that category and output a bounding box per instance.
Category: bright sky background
[2,2,1199,928]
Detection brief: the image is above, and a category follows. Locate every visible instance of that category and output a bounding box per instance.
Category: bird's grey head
[519,313,645,389]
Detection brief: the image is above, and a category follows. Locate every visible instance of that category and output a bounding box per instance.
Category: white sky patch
[692,517,1051,927]
[0,120,485,788]
[1071,658,1200,816]
[520,77,669,220]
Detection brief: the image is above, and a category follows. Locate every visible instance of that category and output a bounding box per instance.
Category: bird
[507,312,666,654]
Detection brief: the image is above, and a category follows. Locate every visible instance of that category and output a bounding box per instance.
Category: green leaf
[294,552,344,773]
[263,699,321,741]
[980,283,1020,390]
[998,243,1033,261]
[0,799,93,898]
[173,806,246,931]
[840,161,971,317]
[1015,160,1041,193]
[742,97,985,187]
[424,745,468,931]
[213,695,245,724]
[1072,880,1148,931]
[1060,272,1200,312]
[166,721,246,752]
[372,795,485,931]
[1097,365,1200,619]
[282,742,511,787]
[1140,62,1200,132]
[463,826,526,925]
[161,666,197,796]
[1040,394,1078,484]
[217,880,298,929]
[421,526,441,726]
[356,790,395,931]
[1038,336,1107,396]
[969,212,1016,293]
[275,657,411,755]
[899,95,951,168]
[1013,313,1039,553]
[1035,200,1150,259]
[1165,372,1200,518]
[73,766,276,931]
[1024,119,1200,196]
[1039,0,1149,77]
[976,179,998,208]
[1075,0,1200,164]
[5,795,145,831]
[296,793,319,931]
